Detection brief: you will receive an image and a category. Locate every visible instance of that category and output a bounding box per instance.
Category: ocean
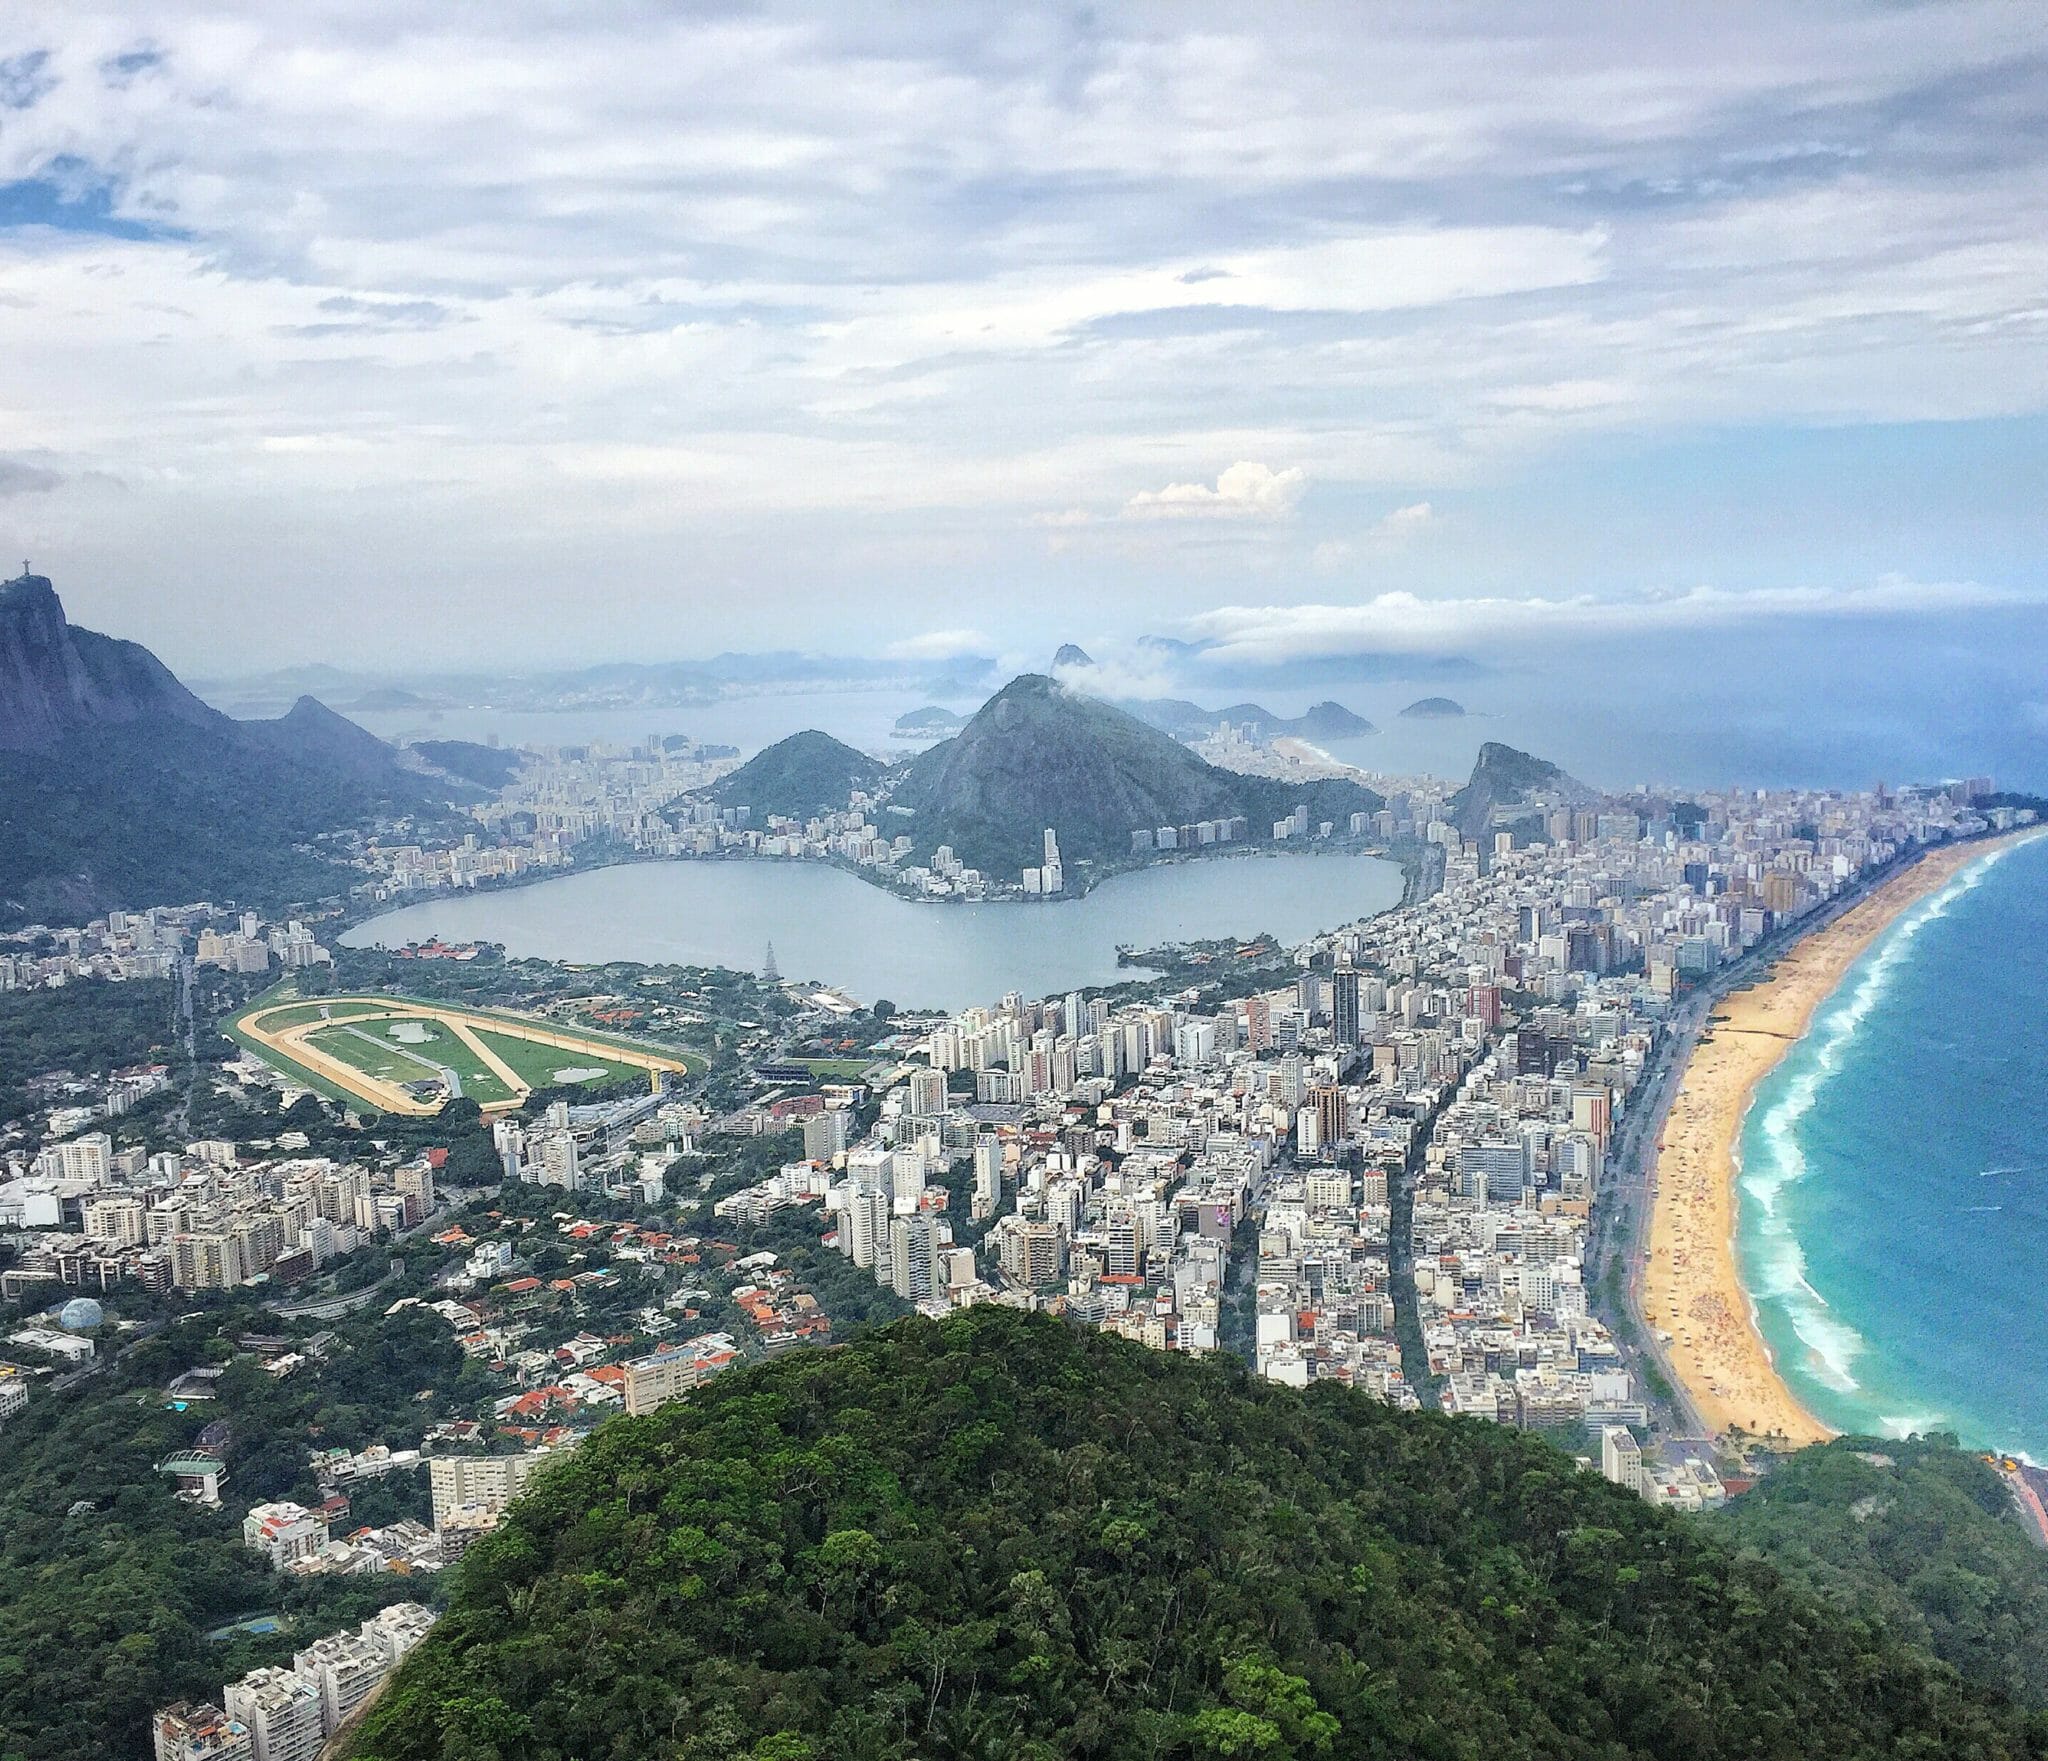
[1737,830,2048,1460]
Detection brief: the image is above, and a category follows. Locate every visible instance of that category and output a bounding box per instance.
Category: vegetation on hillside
[1716,1435,2048,1708]
[409,739,527,792]
[0,1303,484,1761]
[350,1310,2047,1761]
[691,730,884,822]
[889,675,1380,879]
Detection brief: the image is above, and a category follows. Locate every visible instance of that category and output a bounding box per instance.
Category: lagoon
[343,850,1405,1012]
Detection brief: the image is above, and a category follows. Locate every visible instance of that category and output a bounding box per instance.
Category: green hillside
[1715,1435,2048,1707]
[349,1310,2045,1761]
[691,729,885,822]
[888,675,1379,879]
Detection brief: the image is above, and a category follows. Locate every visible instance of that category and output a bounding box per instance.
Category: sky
[1,2,2046,684]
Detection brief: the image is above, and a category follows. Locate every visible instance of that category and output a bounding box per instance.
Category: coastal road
[1591,991,1713,1441]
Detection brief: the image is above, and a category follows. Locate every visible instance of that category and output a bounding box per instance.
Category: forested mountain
[0,573,464,924]
[889,675,1379,879]
[1716,1435,2048,1708]
[687,729,885,822]
[347,1310,2047,1761]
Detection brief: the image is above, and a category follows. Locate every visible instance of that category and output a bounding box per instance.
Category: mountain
[886,674,1379,879]
[1450,740,1595,839]
[1127,697,1375,741]
[242,695,423,785]
[1401,695,1466,718]
[688,729,883,821]
[1715,1434,2048,1708]
[1291,700,1376,738]
[409,738,527,792]
[0,571,219,751]
[345,1310,2044,1761]
[1050,642,1094,668]
[0,573,464,924]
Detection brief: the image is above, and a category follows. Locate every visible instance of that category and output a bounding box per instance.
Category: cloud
[885,628,992,661]
[0,7,2045,670]
[1368,500,1433,543]
[1124,461,1305,521]
[0,457,61,496]
[1184,576,2042,661]
[1049,652,1182,703]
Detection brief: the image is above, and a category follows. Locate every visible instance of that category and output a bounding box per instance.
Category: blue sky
[0,4,2044,681]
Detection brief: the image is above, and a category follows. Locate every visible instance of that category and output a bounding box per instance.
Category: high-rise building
[907,1067,948,1118]
[221,1670,324,1761]
[428,1450,568,1530]
[888,1212,943,1302]
[1331,965,1361,1047]
[972,1135,1002,1220]
[623,1341,706,1416]
[1601,1426,1643,1494]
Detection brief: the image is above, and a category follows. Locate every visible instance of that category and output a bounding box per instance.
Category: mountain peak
[1451,741,1594,837]
[690,728,884,821]
[0,570,219,753]
[1050,643,1093,669]
[887,671,1379,878]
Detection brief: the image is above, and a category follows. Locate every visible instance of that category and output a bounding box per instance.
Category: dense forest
[0,977,181,1127]
[1716,1435,2048,1707]
[349,1310,2048,1761]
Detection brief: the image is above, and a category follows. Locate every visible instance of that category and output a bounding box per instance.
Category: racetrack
[233,994,700,1115]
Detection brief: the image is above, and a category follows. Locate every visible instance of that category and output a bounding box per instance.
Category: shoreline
[1643,828,2042,1446]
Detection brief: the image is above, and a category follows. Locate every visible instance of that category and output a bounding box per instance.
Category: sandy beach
[1643,829,2042,1445]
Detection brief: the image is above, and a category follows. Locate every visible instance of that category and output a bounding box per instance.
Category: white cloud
[0,6,2044,667]
[1049,653,1182,703]
[1184,577,2042,660]
[1124,461,1305,521]
[885,628,992,661]
[1367,500,1434,543]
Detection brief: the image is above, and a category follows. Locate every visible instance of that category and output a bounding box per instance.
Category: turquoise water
[344,849,1404,1013]
[1737,831,2048,1459]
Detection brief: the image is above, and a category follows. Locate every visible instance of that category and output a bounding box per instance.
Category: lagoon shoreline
[1643,828,2043,1446]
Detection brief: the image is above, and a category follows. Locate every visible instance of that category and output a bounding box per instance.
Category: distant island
[1400,695,1466,718]
[891,705,967,737]
[1125,696,1376,742]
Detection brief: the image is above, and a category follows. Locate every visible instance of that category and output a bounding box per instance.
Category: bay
[343,849,1406,1013]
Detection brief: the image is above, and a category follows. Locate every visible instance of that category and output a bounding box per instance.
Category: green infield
[800,1057,879,1080]
[253,999,387,1031]
[468,1027,648,1093]
[299,1017,522,1107]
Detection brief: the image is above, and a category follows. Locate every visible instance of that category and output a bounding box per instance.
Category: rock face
[1449,740,1594,838]
[887,673,1379,878]
[698,729,884,821]
[0,573,218,751]
[1399,695,1466,718]
[0,572,457,924]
